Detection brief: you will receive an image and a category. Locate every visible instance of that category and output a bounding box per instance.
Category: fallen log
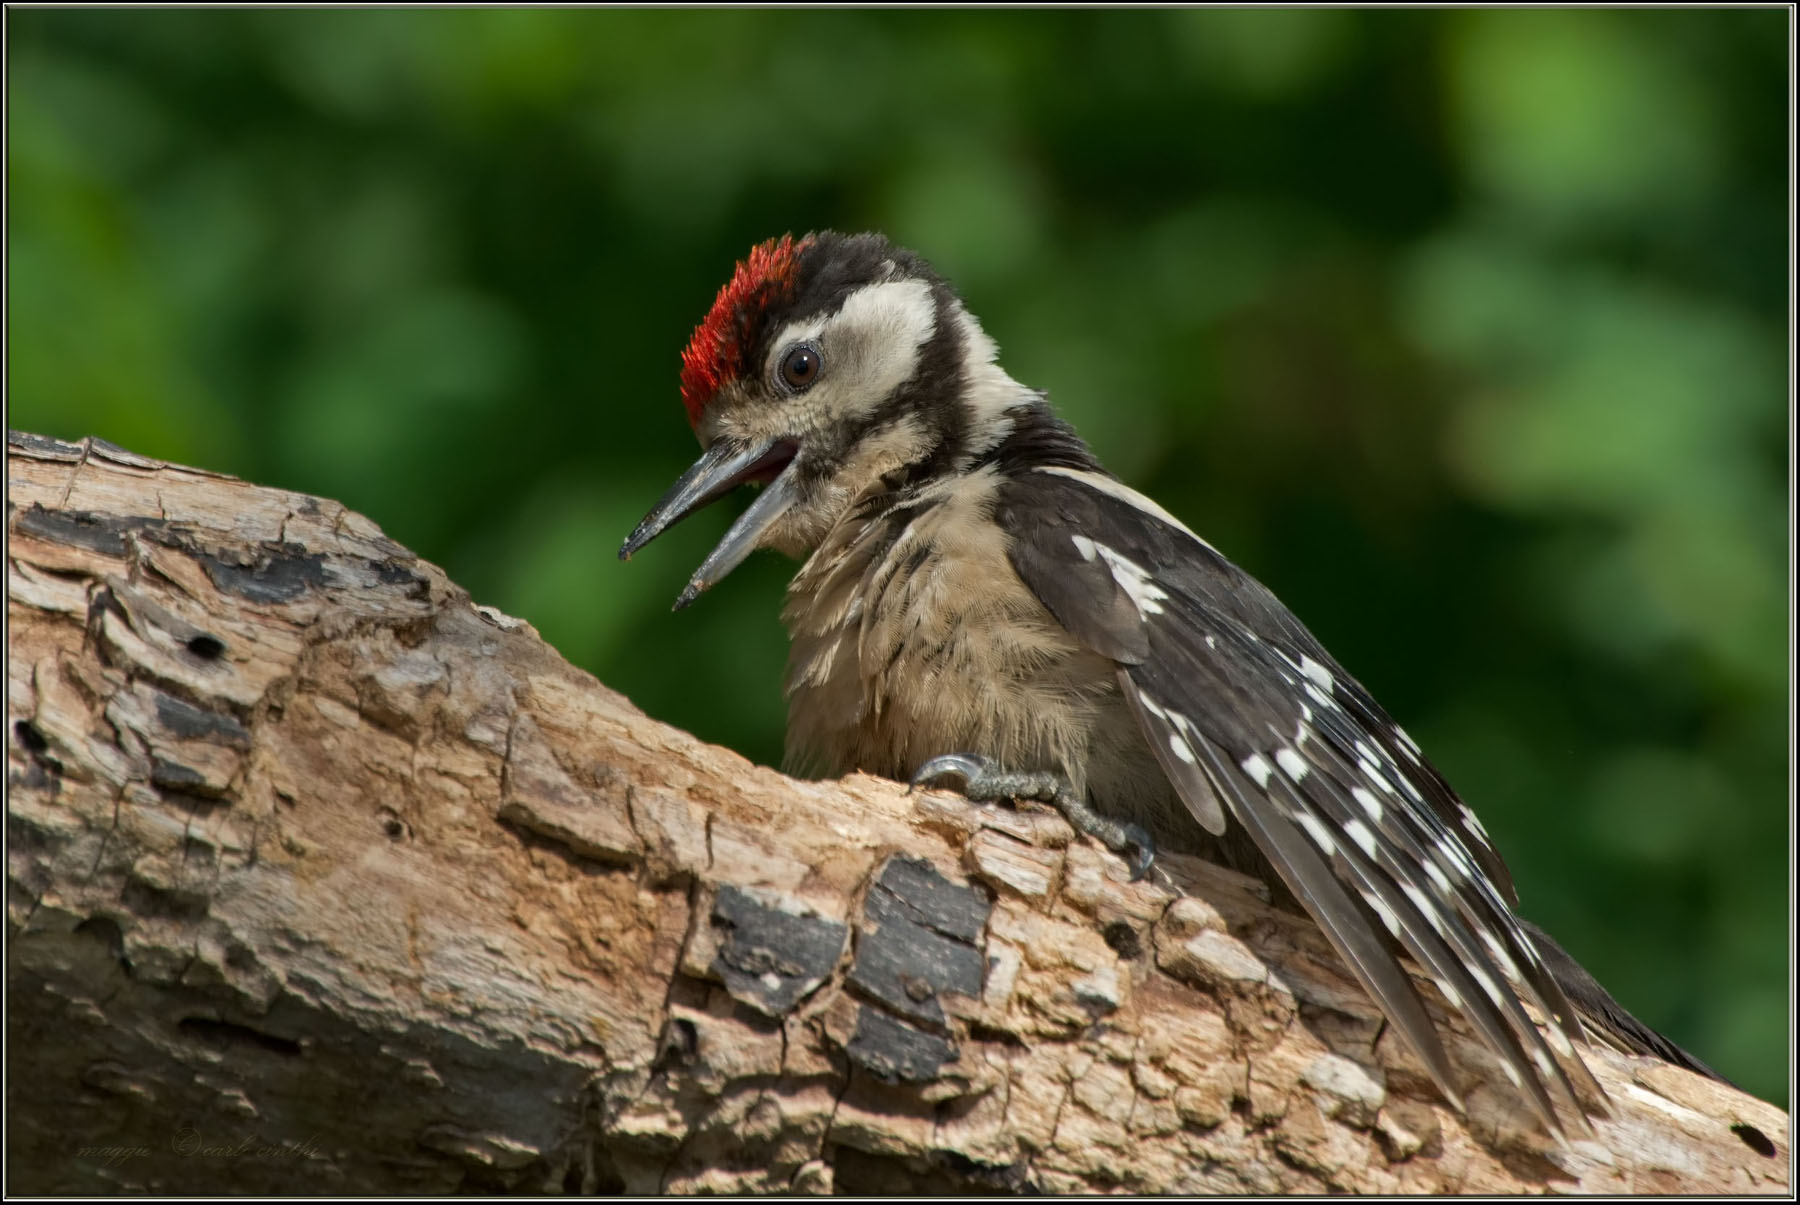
[5,430,1788,1193]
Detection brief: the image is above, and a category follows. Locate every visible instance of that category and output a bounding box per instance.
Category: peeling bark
[5,430,1789,1194]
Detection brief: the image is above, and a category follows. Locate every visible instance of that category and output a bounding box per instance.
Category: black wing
[995,463,1603,1135]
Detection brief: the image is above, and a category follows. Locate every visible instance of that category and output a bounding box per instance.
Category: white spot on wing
[1168,732,1197,764]
[1459,804,1494,844]
[1352,787,1383,822]
[1344,818,1379,858]
[1299,656,1334,690]
[1424,861,1453,895]
[1402,884,1445,934]
[1295,812,1338,856]
[1274,748,1308,781]
[1469,964,1505,1007]
[1434,976,1464,1009]
[1241,754,1273,788]
[1071,534,1098,561]
[1365,893,1401,935]
[1436,836,1477,877]
[1479,930,1522,982]
[1362,763,1395,796]
[1088,541,1169,617]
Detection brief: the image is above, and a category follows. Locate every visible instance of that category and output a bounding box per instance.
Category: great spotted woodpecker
[619,230,1722,1138]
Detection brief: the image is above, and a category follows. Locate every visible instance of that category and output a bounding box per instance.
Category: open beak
[618,436,801,610]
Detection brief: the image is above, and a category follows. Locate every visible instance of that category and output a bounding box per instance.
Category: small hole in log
[657,1017,698,1067]
[186,633,226,659]
[1732,1123,1776,1157]
[180,1017,302,1057]
[74,916,126,963]
[1102,920,1142,960]
[14,720,49,754]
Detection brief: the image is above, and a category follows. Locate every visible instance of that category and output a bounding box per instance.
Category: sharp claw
[909,753,993,792]
[1121,824,1156,882]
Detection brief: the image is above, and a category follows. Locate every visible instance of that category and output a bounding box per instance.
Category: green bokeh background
[8,10,1789,1104]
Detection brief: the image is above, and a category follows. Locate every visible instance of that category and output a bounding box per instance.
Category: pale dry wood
[5,431,1789,1195]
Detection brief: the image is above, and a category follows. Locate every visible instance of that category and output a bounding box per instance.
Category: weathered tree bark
[5,430,1788,1195]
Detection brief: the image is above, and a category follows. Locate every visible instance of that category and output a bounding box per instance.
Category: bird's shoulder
[979,403,1312,673]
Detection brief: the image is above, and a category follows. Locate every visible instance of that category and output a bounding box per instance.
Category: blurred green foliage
[8,10,1788,1104]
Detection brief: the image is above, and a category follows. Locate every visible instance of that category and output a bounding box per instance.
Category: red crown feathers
[680,233,813,426]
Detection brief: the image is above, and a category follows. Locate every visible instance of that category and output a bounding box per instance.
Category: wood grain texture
[6,430,1789,1194]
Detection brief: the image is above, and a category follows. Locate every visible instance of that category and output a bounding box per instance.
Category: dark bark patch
[845,1005,956,1083]
[7,429,85,460]
[709,885,848,1019]
[12,504,166,558]
[866,855,990,943]
[195,545,327,603]
[851,889,984,1031]
[154,692,251,747]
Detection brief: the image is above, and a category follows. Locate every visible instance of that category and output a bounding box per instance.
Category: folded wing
[996,464,1602,1135]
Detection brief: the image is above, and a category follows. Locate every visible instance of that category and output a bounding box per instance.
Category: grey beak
[619,436,802,610]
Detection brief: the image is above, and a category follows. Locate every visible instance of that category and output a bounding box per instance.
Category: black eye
[779,344,821,391]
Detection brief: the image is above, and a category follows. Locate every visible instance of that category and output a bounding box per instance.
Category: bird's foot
[910,753,1155,881]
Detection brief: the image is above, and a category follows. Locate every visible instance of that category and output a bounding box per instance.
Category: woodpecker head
[619,231,1023,608]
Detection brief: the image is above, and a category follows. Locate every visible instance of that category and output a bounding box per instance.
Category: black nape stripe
[888,281,969,484]
[810,279,969,490]
[976,399,1107,476]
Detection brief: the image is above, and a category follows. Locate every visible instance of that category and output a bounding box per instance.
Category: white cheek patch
[951,307,1029,459]
[767,279,938,420]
